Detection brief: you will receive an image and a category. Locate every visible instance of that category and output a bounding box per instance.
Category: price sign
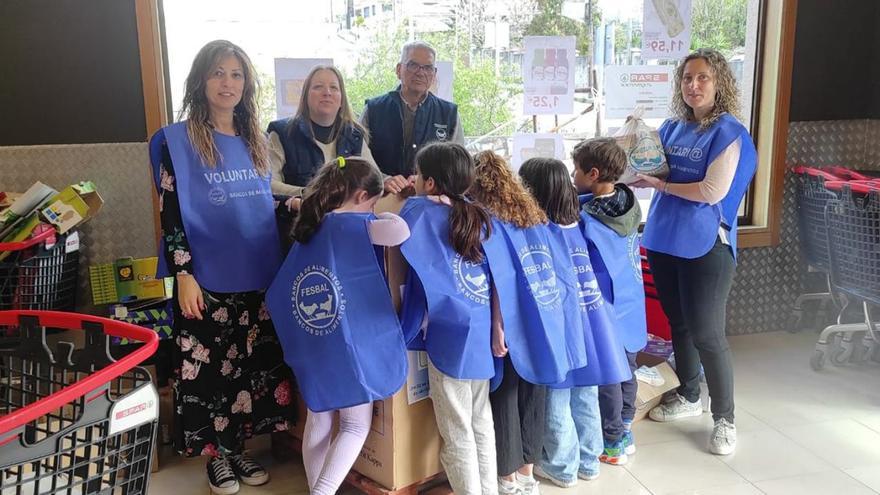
[523,36,575,115]
[642,0,692,60]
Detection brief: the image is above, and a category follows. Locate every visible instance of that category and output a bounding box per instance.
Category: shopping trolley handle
[0,310,158,437]
[0,227,55,251]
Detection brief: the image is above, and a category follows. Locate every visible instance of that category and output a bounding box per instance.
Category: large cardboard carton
[289,193,444,490]
[633,352,680,421]
[40,181,104,234]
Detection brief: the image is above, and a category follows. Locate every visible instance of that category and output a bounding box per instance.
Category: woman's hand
[492,324,508,358]
[633,174,667,191]
[383,175,410,195]
[285,197,302,212]
[177,273,205,320]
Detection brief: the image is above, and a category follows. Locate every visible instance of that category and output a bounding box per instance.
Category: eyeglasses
[404,61,437,74]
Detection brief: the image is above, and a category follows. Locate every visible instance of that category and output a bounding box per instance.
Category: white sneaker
[515,472,540,495]
[533,465,577,488]
[649,393,703,422]
[709,418,737,455]
[577,470,600,481]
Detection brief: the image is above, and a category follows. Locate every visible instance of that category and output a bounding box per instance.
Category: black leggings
[647,239,736,422]
[490,357,547,476]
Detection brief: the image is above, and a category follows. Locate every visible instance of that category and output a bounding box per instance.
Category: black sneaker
[228,452,270,486]
[207,456,240,495]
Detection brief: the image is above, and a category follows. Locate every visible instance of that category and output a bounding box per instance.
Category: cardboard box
[633,352,680,422]
[40,182,104,234]
[108,298,174,344]
[288,193,443,490]
[90,257,173,305]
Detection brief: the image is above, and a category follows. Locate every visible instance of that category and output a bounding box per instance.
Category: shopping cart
[0,229,79,312]
[788,166,844,333]
[810,186,880,370]
[0,310,159,494]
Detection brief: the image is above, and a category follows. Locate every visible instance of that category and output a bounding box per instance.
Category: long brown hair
[179,40,268,173]
[416,142,492,262]
[671,48,742,131]
[471,150,547,228]
[292,157,383,243]
[518,158,579,225]
[294,65,367,142]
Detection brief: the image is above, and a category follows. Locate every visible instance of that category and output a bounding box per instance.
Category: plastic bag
[613,107,669,184]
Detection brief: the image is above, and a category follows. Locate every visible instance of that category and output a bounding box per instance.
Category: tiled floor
[150,330,880,494]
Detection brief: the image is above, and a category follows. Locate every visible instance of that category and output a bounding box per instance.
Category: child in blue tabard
[267,157,409,495]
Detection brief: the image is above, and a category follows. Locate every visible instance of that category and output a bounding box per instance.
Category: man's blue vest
[364,89,458,177]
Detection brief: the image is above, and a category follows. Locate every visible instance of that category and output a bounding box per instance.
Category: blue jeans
[540,386,603,482]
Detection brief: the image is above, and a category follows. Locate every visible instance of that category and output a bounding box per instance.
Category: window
[156,0,791,243]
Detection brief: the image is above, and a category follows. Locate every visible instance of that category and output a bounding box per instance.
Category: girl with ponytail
[398,142,502,494]
[267,157,410,495]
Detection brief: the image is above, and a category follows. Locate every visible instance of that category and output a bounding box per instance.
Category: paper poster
[511,133,566,172]
[604,65,674,119]
[274,58,333,119]
[430,61,454,102]
[642,0,692,60]
[406,351,430,404]
[522,36,576,115]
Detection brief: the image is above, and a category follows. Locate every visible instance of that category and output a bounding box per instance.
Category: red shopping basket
[0,229,79,312]
[0,310,159,494]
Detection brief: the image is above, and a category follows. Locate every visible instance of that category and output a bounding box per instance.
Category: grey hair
[399,40,437,63]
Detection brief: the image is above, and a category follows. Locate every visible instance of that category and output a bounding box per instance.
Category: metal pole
[586,0,593,90]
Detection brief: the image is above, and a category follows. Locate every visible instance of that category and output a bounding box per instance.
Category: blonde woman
[148,40,294,495]
[633,48,757,456]
[267,66,407,210]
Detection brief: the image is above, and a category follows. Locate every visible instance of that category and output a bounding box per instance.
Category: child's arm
[490,281,508,357]
[367,212,411,247]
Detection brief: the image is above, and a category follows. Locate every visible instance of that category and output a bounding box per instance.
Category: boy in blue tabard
[572,138,647,466]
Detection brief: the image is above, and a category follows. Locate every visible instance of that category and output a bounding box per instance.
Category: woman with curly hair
[148,40,295,494]
[470,151,587,495]
[632,48,757,455]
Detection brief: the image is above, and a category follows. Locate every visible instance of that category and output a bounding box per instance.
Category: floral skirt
[172,288,296,457]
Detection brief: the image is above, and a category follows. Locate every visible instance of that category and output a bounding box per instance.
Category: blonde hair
[294,65,367,142]
[470,150,547,228]
[179,40,268,173]
[671,48,742,131]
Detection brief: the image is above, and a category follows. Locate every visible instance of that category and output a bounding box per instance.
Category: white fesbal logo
[571,249,603,311]
[208,186,228,206]
[627,234,643,282]
[434,123,448,141]
[519,244,560,308]
[292,265,345,336]
[689,147,704,162]
[452,254,490,305]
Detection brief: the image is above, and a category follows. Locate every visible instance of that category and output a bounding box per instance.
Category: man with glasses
[362,41,464,191]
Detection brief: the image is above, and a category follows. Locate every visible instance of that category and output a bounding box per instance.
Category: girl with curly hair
[632,48,757,455]
[470,151,587,495]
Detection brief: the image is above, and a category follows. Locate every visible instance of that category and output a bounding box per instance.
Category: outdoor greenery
[690,0,747,54]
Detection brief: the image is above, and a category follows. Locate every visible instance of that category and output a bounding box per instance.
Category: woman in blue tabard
[518,157,632,486]
[266,157,409,495]
[632,48,757,456]
[398,142,500,495]
[148,40,294,495]
[468,150,586,495]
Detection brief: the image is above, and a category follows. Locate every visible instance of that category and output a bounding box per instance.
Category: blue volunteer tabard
[642,113,757,260]
[550,223,633,388]
[149,123,281,292]
[483,220,588,388]
[398,197,495,380]
[266,212,407,412]
[578,203,648,354]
